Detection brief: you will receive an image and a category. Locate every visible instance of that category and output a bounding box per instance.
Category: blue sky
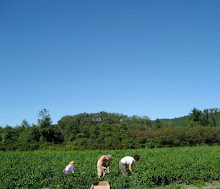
[1,0,220,127]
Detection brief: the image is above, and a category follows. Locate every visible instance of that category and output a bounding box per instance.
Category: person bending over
[63,160,75,174]
[119,155,140,176]
[97,154,112,179]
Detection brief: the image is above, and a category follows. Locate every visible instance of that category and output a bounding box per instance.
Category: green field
[0,146,220,188]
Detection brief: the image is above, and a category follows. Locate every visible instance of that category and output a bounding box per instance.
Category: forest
[1,108,220,151]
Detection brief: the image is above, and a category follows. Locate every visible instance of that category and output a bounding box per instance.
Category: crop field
[0,146,220,189]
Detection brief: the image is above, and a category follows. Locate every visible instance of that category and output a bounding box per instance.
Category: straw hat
[69,161,75,165]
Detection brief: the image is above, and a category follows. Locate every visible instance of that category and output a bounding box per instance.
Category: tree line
[0,108,220,151]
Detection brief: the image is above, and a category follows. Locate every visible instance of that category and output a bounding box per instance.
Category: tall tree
[189,108,202,126]
[64,119,79,142]
[153,119,163,129]
[37,109,52,142]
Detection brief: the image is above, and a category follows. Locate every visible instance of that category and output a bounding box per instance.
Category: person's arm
[98,156,106,176]
[107,161,110,173]
[71,166,74,174]
[129,163,133,173]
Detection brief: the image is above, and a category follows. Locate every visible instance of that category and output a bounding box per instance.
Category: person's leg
[97,165,102,179]
[119,161,127,176]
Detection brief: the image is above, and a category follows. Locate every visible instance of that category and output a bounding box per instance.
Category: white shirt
[120,156,134,165]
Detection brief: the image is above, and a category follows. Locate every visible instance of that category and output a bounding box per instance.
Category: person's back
[120,156,134,165]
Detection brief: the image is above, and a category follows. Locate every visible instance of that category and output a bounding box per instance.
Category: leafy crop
[0,146,220,188]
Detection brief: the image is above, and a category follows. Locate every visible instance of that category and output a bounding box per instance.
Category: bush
[130,126,220,148]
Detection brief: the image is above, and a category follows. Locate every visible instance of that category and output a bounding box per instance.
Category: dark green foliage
[1,108,220,151]
[189,108,220,127]
[152,119,163,129]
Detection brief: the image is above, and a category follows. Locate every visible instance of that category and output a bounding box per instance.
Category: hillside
[159,115,190,127]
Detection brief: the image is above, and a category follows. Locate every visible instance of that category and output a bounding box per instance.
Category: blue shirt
[64,164,74,174]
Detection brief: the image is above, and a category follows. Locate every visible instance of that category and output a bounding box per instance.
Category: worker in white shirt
[119,155,140,176]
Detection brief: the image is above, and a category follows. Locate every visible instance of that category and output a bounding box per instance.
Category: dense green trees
[1,108,220,151]
[189,108,220,127]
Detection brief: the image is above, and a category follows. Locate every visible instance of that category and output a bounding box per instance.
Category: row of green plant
[0,146,220,188]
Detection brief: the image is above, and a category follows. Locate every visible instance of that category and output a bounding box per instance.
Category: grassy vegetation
[0,146,220,188]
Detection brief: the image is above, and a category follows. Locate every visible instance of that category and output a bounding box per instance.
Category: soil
[184,181,220,189]
[152,181,220,189]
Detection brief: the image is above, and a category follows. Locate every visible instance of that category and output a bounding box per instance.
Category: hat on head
[69,161,75,164]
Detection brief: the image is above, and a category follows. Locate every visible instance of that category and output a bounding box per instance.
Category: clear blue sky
[1,0,220,127]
